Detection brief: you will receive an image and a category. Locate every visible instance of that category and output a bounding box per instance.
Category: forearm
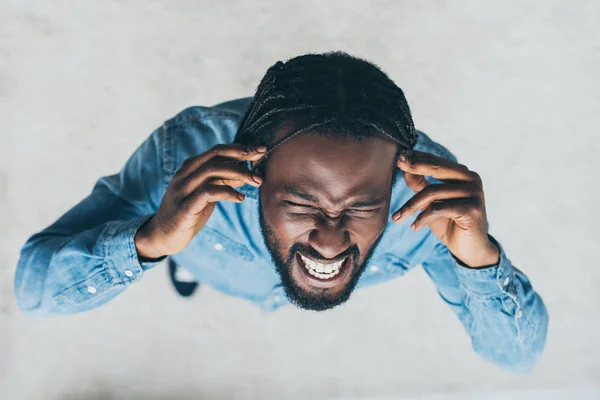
[15,215,163,317]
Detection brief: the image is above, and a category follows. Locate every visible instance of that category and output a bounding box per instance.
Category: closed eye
[285,201,379,214]
[284,201,318,210]
[348,208,379,214]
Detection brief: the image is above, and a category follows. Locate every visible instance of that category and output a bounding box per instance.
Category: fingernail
[393,211,402,221]
[255,145,267,153]
[237,192,245,201]
[399,154,406,162]
[252,172,263,184]
[411,223,416,230]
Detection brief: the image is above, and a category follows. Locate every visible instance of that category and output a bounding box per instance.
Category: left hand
[393,150,500,268]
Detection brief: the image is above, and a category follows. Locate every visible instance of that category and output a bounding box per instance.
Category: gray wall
[1,1,599,399]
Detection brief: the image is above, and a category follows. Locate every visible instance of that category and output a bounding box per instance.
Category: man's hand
[135,143,267,259]
[392,150,500,268]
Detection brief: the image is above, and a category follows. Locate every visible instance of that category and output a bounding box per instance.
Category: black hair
[234,51,418,182]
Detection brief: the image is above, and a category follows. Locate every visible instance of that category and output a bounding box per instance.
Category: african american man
[14,51,548,373]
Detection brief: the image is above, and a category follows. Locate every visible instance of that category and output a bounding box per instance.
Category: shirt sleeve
[421,234,549,373]
[14,126,168,317]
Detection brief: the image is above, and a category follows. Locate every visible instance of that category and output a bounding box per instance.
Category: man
[14,51,547,373]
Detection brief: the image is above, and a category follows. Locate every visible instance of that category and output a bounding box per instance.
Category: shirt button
[516,310,523,319]
[124,269,134,277]
[213,243,224,251]
[503,276,510,286]
[87,286,97,294]
[369,265,380,272]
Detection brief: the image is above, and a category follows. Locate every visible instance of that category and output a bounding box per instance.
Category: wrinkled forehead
[264,130,398,197]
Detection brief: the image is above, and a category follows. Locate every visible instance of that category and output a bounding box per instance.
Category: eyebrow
[281,185,386,208]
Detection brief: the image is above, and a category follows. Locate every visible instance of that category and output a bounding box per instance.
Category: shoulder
[163,97,253,127]
[159,97,253,174]
[413,130,457,163]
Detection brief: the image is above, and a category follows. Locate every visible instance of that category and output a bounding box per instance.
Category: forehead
[264,131,398,200]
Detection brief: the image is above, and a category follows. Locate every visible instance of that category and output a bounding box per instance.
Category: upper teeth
[300,254,345,279]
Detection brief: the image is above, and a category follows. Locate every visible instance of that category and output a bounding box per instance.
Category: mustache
[288,243,360,264]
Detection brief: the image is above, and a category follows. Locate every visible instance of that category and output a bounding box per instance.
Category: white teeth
[300,254,346,280]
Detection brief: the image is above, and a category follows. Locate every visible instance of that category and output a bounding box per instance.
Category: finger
[212,178,249,188]
[403,170,429,194]
[393,182,480,222]
[411,197,482,231]
[397,151,477,183]
[182,184,245,215]
[178,143,267,177]
[180,162,262,196]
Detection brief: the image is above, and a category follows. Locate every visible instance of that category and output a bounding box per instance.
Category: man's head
[234,52,418,311]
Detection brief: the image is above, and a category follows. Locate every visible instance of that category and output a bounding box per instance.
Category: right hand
[135,143,266,259]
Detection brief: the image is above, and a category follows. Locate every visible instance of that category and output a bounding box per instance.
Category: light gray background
[1,1,599,399]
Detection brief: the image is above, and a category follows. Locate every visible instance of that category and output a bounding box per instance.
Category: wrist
[455,240,500,269]
[134,217,167,260]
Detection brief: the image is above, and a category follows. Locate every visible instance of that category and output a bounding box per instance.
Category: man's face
[257,126,398,311]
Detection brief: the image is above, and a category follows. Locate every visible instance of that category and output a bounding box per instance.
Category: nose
[307,217,351,259]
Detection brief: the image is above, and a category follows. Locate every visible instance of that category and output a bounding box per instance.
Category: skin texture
[393,150,499,268]
[135,144,267,259]
[254,125,500,311]
[136,124,500,311]
[254,125,399,310]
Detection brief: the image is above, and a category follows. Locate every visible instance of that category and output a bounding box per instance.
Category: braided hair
[234,51,418,179]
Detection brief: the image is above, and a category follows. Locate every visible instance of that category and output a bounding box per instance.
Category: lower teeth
[299,255,347,280]
[308,269,339,279]
[302,260,344,279]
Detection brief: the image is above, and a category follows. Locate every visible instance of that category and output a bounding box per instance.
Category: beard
[258,199,386,311]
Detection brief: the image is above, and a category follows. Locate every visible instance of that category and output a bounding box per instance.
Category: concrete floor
[1,1,599,399]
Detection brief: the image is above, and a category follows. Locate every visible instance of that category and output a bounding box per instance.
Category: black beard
[258,199,386,311]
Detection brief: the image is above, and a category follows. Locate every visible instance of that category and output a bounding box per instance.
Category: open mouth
[296,253,352,288]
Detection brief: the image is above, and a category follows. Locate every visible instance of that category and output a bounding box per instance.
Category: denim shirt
[14,97,548,373]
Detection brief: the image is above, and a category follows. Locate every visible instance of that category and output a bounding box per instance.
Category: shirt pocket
[53,267,118,306]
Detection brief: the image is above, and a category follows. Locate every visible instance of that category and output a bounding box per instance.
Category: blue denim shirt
[14,97,547,373]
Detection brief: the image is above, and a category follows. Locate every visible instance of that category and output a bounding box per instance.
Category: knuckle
[210,145,225,156]
[469,171,482,184]
[174,163,188,177]
[425,184,441,197]
[202,164,218,175]
[430,201,444,214]
[468,181,482,193]
[202,185,218,196]
[471,198,484,213]
[190,190,209,206]
[431,161,443,171]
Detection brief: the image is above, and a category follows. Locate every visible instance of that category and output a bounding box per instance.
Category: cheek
[261,198,315,242]
[270,212,317,240]
[349,214,388,244]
